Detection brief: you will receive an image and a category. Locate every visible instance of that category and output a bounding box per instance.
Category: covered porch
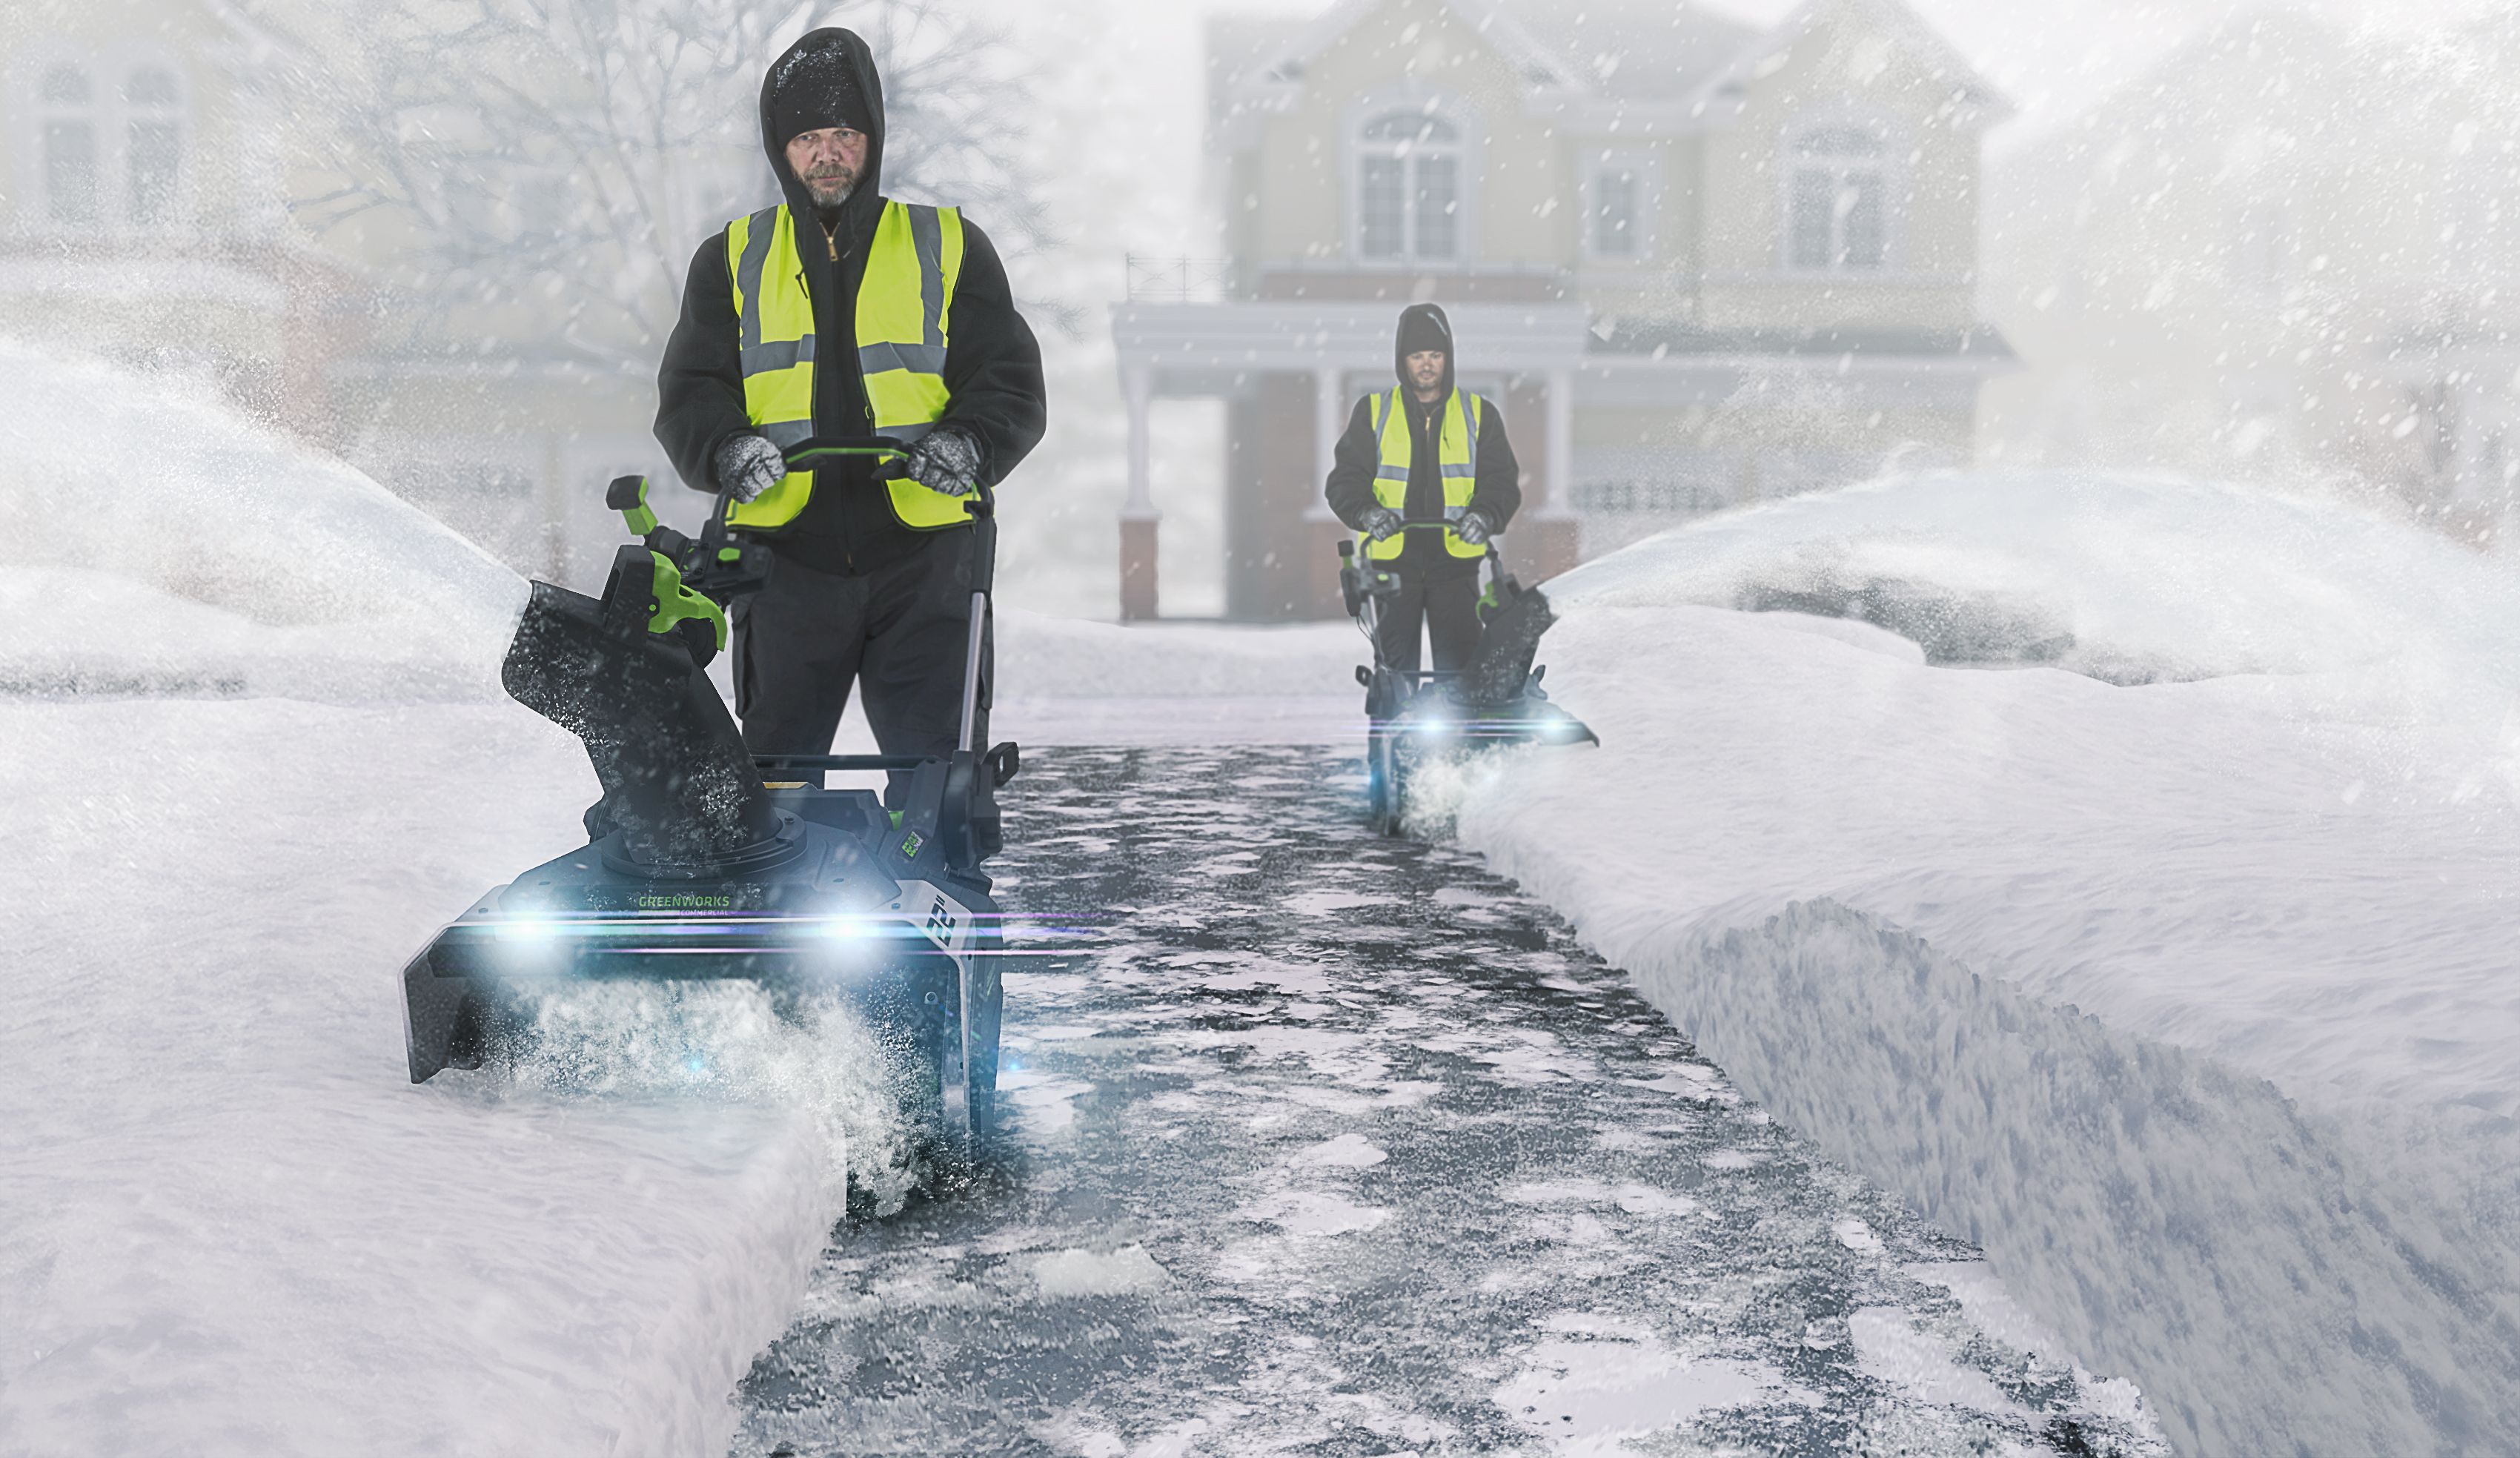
[1108,298,1591,621]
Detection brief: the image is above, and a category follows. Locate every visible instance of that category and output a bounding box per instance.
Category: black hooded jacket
[654,28,1047,577]
[1323,302,1519,577]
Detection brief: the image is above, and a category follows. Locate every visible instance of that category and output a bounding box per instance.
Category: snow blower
[399,439,1015,1151]
[1339,528,1596,837]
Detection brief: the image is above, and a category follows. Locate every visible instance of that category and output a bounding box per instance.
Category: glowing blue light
[496,917,563,942]
[683,1055,709,1076]
[818,916,870,939]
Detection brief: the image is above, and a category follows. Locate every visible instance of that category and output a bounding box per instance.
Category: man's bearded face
[786,127,868,209]
[1406,349,1447,394]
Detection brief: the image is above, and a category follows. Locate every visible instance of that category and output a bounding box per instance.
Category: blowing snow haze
[6,1,2520,1456]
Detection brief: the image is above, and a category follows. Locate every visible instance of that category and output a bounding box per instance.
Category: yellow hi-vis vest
[721,199,967,531]
[1365,387,1486,560]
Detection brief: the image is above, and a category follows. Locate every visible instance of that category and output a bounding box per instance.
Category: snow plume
[0,339,527,701]
[1396,741,1533,840]
[485,981,929,1216]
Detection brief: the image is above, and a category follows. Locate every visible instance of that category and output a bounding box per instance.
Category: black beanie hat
[768,43,873,148]
[1396,305,1452,357]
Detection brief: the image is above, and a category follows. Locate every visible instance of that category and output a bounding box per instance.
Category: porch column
[1120,365,1158,622]
[1306,366,1350,617]
[1525,367,1585,579]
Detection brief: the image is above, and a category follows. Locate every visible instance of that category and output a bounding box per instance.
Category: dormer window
[1786,123,1891,272]
[1356,110,1461,262]
[41,64,99,225]
[1584,150,1660,264]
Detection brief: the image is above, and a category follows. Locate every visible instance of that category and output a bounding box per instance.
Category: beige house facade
[1111,0,2015,621]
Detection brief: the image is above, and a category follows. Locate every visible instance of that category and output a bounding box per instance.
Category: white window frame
[12,45,193,237]
[1581,147,1662,265]
[1777,110,1903,276]
[119,59,192,229]
[1344,86,1482,267]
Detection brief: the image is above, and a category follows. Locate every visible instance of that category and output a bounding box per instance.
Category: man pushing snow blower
[655,27,1044,824]
[1326,305,1594,835]
[399,30,1041,1153]
[1325,302,1519,680]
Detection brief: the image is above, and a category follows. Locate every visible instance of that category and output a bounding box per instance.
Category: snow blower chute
[399,440,1016,1150]
[1339,528,1596,836]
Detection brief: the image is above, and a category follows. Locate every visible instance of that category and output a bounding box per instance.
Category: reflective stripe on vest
[721,200,968,532]
[1362,388,1485,560]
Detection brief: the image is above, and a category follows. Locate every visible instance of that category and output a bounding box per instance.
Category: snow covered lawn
[0,700,857,1454]
[1453,471,2520,1457]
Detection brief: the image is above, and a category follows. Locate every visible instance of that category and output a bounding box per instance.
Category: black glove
[1362,507,1405,542]
[1453,511,1493,547]
[906,426,984,497]
[712,433,786,505]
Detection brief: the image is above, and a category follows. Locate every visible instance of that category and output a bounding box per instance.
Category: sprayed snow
[0,341,528,702]
[1456,469,2520,1455]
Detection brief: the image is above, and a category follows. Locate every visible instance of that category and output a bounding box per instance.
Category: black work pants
[732,529,989,801]
[1375,569,1482,678]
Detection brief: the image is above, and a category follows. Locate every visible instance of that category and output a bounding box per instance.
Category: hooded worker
[654,27,1044,777]
[1323,302,1522,678]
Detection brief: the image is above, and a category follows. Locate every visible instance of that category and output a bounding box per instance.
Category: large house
[1110,0,2015,621]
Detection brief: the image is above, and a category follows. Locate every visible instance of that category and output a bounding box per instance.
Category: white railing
[1124,255,1231,302]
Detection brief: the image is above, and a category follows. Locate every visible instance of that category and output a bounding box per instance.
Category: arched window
[124,65,185,224]
[40,63,99,225]
[1356,110,1462,262]
[1785,123,1890,272]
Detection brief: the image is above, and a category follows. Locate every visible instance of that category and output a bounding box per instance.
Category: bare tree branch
[236,0,1050,373]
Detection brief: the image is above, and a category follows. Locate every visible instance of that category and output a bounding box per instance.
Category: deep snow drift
[1453,470,2520,1455]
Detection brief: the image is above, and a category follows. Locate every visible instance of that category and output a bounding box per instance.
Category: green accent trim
[617,477,659,536]
[784,445,909,471]
[717,547,743,562]
[644,551,728,651]
[888,809,904,829]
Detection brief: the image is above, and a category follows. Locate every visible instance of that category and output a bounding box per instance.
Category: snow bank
[1559,468,2520,697]
[0,700,926,1455]
[1455,471,2520,1456]
[0,341,527,701]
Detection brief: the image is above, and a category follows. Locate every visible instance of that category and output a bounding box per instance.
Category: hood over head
[760,28,886,231]
[1393,302,1456,397]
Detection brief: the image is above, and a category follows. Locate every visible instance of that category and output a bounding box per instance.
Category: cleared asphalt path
[733,746,2165,1457]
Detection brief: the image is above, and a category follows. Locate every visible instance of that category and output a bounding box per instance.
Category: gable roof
[1682,0,2012,125]
[1213,0,2004,139]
